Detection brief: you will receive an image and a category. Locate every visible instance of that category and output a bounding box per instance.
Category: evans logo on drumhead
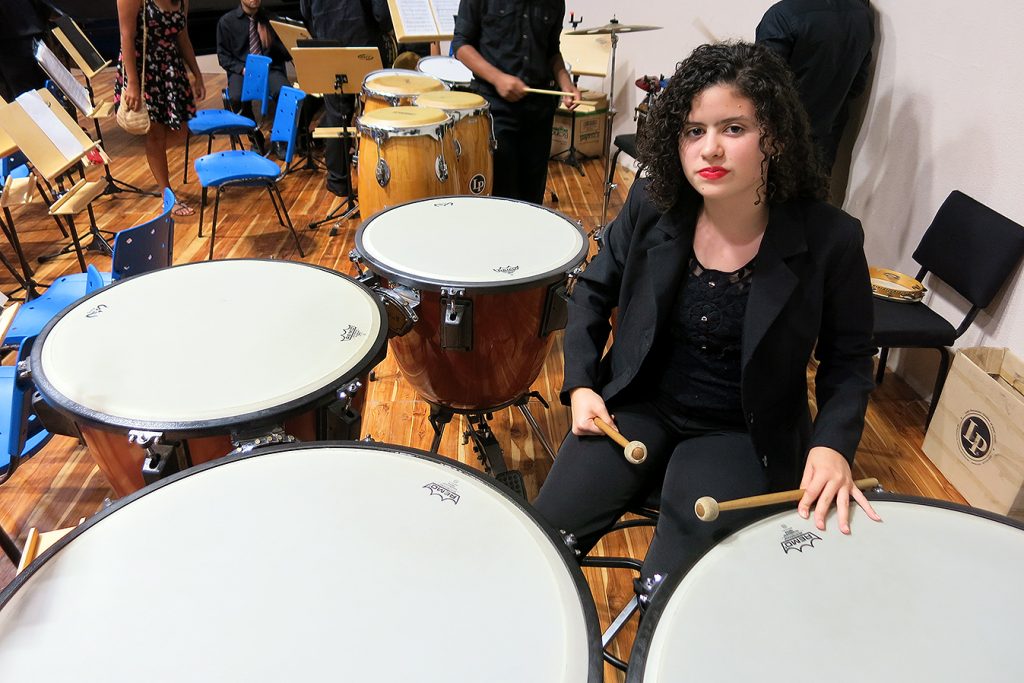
[85,304,108,318]
[959,411,995,463]
[340,325,364,342]
[780,525,820,554]
[469,174,486,194]
[493,265,520,276]
[423,481,460,505]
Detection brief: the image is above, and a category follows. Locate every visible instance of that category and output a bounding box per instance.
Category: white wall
[570,1,1024,398]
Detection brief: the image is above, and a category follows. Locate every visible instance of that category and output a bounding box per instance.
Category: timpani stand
[0,90,111,272]
[291,46,382,234]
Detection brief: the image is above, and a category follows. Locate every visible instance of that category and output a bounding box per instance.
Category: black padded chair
[873,190,1024,424]
[607,134,638,188]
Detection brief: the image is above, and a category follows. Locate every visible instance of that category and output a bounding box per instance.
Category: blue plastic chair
[3,189,176,347]
[0,336,54,565]
[183,54,272,184]
[194,86,306,260]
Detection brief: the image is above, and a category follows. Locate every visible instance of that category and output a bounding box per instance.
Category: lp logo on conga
[470,174,486,194]
[959,411,995,463]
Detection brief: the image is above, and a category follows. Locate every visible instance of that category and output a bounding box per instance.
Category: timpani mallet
[694,477,880,522]
[593,417,648,464]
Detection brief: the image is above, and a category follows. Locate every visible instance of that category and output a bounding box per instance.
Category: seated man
[217,0,291,151]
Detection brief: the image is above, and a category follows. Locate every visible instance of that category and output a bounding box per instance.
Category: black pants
[485,94,556,205]
[226,68,290,119]
[532,399,769,582]
[322,93,357,195]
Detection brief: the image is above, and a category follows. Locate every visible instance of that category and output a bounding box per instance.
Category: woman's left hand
[797,446,882,533]
[192,73,206,102]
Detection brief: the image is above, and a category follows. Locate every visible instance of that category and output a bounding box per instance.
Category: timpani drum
[627,495,1024,682]
[416,55,474,90]
[414,91,494,196]
[28,260,387,497]
[360,68,448,114]
[352,196,588,412]
[356,106,460,220]
[0,442,603,681]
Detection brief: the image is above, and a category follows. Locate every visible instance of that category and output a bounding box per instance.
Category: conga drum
[416,55,474,91]
[356,106,460,219]
[627,495,1024,682]
[414,91,494,196]
[0,442,603,681]
[353,196,589,412]
[360,68,447,114]
[28,260,387,497]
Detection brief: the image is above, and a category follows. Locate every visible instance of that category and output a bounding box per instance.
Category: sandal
[172,201,196,217]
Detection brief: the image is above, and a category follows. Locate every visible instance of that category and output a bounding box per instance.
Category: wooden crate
[923,347,1024,518]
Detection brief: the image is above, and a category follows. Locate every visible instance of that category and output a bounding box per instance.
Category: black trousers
[226,68,290,119]
[485,94,556,205]
[532,399,769,583]
[322,93,357,195]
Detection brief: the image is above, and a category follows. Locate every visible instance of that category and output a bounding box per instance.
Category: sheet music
[393,0,438,36]
[431,0,460,34]
[15,91,86,161]
[34,41,93,116]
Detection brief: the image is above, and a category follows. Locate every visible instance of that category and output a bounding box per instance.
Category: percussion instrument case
[550,109,607,158]
[923,346,1024,519]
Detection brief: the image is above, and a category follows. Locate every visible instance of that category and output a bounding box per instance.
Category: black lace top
[643,256,755,426]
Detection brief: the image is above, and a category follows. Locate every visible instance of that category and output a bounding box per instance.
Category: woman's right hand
[122,83,141,112]
[569,387,615,436]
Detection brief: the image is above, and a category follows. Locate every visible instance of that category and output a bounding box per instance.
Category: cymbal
[566,21,662,36]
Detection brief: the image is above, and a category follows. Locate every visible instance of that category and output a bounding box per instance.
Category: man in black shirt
[217,0,291,120]
[453,0,579,205]
[756,0,874,173]
[300,0,392,195]
[0,0,49,102]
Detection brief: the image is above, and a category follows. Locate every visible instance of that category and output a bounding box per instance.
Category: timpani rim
[354,196,590,294]
[0,439,606,681]
[28,259,389,440]
[623,491,1024,682]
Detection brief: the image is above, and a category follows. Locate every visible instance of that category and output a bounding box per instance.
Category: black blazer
[562,179,876,490]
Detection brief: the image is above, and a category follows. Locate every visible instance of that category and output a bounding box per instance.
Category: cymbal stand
[596,19,623,239]
[549,72,590,176]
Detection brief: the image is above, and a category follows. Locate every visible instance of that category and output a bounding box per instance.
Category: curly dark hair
[636,41,828,212]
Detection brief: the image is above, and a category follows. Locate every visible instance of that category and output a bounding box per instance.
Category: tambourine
[869,267,926,303]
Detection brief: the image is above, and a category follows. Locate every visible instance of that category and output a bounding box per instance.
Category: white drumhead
[636,500,1024,682]
[35,260,384,426]
[0,445,597,681]
[357,197,587,289]
[417,56,473,86]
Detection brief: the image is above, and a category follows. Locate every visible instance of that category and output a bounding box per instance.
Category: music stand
[269,19,311,54]
[33,40,153,199]
[291,46,382,234]
[0,89,112,272]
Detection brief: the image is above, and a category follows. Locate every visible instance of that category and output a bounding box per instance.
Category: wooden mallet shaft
[593,417,647,464]
[523,87,577,97]
[694,477,880,522]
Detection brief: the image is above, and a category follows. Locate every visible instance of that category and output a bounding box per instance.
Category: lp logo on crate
[959,411,995,463]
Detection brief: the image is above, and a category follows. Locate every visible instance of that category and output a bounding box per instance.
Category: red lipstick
[697,167,729,179]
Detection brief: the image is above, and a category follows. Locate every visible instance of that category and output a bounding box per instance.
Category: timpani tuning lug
[228,426,296,455]
[337,380,363,409]
[560,531,580,556]
[636,573,665,613]
[130,430,180,486]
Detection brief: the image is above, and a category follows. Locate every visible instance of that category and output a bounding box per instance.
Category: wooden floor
[0,71,965,681]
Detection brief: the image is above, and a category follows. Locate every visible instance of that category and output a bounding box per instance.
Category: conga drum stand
[427,392,558,499]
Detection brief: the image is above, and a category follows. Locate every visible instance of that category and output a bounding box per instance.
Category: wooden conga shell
[414,91,493,196]
[356,106,460,220]
[361,70,447,114]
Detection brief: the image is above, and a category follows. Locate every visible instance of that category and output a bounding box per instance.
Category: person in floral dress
[116,0,206,216]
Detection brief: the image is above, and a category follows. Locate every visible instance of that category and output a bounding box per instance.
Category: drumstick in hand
[694,478,880,522]
[593,417,648,464]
